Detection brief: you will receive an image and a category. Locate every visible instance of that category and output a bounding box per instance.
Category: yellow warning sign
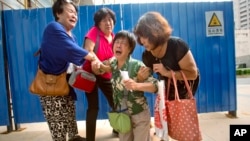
[206,11,224,36]
[208,13,221,27]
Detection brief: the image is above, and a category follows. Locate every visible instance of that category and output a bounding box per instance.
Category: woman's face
[140,36,154,51]
[57,3,78,32]
[113,38,131,61]
[99,14,114,35]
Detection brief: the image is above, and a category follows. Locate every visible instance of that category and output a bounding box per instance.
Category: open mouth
[69,19,76,24]
[115,50,122,55]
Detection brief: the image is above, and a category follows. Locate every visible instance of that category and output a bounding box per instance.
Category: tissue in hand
[120,70,129,80]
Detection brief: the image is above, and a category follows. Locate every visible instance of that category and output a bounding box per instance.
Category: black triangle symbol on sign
[208,13,222,27]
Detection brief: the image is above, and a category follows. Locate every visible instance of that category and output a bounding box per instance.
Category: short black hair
[113,30,136,55]
[52,0,78,21]
[94,7,116,27]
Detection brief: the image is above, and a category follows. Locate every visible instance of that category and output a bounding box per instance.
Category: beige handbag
[29,68,69,96]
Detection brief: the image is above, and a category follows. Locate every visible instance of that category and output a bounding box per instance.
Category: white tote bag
[154,80,168,141]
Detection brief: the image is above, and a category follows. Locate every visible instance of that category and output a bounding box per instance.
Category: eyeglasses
[114,40,128,46]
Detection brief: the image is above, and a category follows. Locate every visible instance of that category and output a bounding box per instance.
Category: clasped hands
[91,60,104,75]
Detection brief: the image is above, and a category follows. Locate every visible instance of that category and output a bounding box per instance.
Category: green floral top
[110,56,158,115]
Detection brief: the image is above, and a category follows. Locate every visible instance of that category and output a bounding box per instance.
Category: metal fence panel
[1,1,236,124]
[0,8,10,126]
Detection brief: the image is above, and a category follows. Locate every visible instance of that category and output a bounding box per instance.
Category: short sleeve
[174,37,190,62]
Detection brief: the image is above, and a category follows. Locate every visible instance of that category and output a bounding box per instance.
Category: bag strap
[180,71,193,99]
[166,70,193,100]
[166,71,179,100]
[94,30,100,53]
[83,30,100,53]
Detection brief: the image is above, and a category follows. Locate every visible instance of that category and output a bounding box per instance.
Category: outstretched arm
[99,62,112,73]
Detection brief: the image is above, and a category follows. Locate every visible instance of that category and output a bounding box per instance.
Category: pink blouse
[84,26,114,79]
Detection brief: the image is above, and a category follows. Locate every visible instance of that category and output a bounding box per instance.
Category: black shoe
[112,129,119,137]
[69,135,86,141]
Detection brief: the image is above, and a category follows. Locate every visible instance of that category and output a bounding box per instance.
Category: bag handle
[166,71,193,100]
[180,71,194,99]
[166,71,179,100]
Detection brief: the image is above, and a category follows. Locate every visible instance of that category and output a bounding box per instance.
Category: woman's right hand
[91,60,105,75]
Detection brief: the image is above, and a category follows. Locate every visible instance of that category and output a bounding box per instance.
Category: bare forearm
[84,52,96,62]
[134,82,157,93]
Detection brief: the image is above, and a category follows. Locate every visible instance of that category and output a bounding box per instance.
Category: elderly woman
[81,7,117,140]
[99,30,158,141]
[38,0,96,141]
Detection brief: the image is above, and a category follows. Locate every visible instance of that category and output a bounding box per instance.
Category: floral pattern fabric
[110,56,158,115]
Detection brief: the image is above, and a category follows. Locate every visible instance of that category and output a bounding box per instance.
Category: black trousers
[85,75,115,141]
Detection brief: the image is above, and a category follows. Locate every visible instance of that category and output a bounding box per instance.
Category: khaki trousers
[119,108,151,141]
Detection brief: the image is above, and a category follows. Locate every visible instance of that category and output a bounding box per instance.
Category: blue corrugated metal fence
[0,2,236,128]
[0,6,10,127]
